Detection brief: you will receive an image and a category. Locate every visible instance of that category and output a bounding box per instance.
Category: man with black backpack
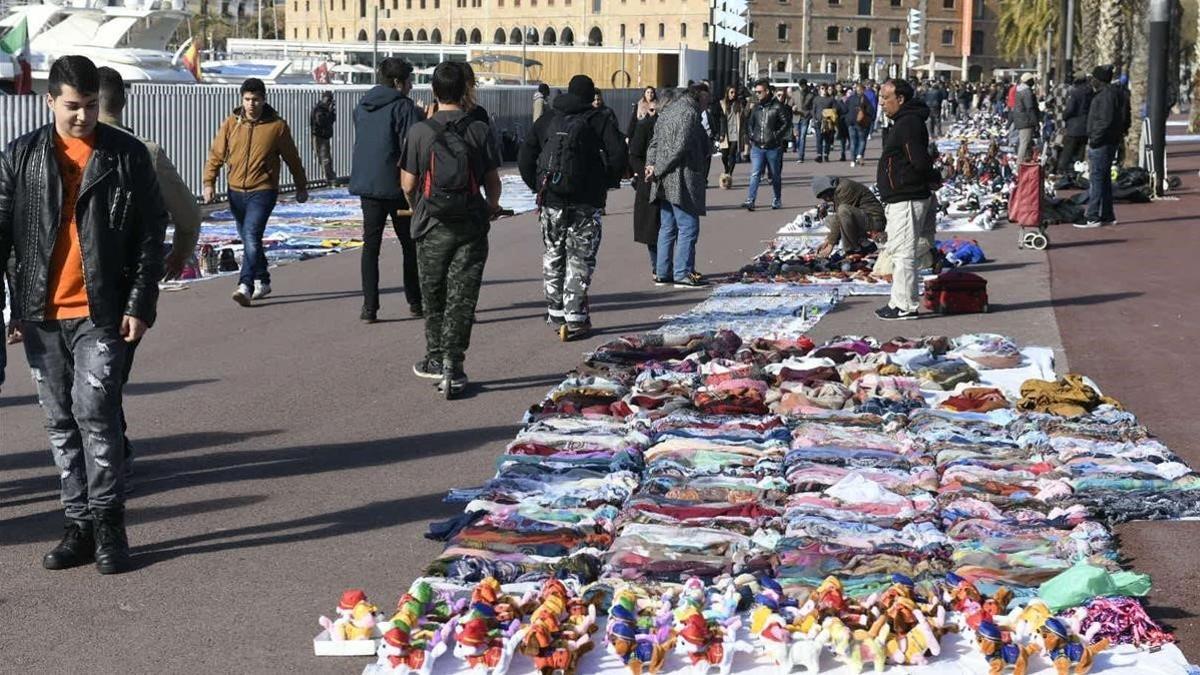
[518,74,627,341]
[400,62,502,397]
[310,91,337,184]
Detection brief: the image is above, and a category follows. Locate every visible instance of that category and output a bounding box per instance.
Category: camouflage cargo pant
[540,206,602,324]
[416,221,489,366]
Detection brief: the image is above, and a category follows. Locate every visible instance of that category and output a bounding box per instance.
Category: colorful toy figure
[674,611,755,675]
[943,573,1014,633]
[454,613,525,675]
[821,616,885,674]
[975,621,1032,675]
[518,579,596,675]
[319,589,380,642]
[371,581,460,675]
[800,576,871,629]
[867,597,947,666]
[607,588,676,675]
[374,623,453,674]
[1037,617,1110,675]
[748,597,829,674]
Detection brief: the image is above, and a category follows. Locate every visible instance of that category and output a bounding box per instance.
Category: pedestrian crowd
[0,49,1139,578]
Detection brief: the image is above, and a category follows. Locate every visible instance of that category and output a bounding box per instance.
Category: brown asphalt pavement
[2,134,1197,671]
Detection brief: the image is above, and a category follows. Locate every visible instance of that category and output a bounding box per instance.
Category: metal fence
[0,84,642,197]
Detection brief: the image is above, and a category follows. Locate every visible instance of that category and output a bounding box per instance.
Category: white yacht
[0,0,195,90]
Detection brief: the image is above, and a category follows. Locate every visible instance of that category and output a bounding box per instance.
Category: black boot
[43,518,95,570]
[94,510,131,575]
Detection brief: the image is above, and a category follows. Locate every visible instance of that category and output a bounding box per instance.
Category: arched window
[416,28,428,40]
[526,27,539,44]
[377,29,386,40]
[389,28,400,40]
[455,28,467,43]
[470,28,482,43]
[587,26,602,45]
[561,26,574,45]
[430,28,442,43]
[543,26,556,44]
[510,27,523,43]
[494,27,507,43]
[358,29,369,40]
[403,28,414,40]
[680,22,686,38]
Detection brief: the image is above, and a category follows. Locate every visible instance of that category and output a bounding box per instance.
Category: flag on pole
[0,17,33,95]
[181,37,202,81]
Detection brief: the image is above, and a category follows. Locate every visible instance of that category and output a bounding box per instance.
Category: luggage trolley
[1012,150,1048,250]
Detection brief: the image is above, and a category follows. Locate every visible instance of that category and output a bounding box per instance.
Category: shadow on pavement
[1048,238,1128,249]
[989,291,1143,313]
[130,491,455,567]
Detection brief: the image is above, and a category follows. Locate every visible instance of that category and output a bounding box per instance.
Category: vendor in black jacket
[1078,65,1126,229]
[1057,76,1093,179]
[518,75,627,339]
[874,78,935,322]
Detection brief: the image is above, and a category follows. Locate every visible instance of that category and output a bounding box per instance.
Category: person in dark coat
[628,103,660,276]
[1057,75,1093,179]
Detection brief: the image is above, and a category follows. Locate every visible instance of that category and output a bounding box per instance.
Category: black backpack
[420,117,486,223]
[536,110,600,201]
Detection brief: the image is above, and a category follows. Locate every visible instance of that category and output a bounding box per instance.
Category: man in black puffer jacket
[1057,75,1093,179]
[350,57,425,322]
[0,56,167,575]
[742,79,792,211]
[875,78,935,321]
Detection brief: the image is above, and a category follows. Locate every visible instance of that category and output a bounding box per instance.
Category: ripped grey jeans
[23,318,129,520]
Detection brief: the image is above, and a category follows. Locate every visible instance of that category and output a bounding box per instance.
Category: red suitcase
[923,270,989,314]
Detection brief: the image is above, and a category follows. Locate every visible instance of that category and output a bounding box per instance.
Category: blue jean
[647,244,660,275]
[23,318,129,519]
[228,189,278,287]
[747,145,783,204]
[849,125,868,160]
[816,132,834,159]
[1086,144,1117,223]
[794,120,810,159]
[656,203,699,281]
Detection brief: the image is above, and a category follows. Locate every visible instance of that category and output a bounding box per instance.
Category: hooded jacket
[0,123,167,326]
[204,103,307,192]
[812,176,885,227]
[1087,82,1128,148]
[518,92,628,210]
[876,98,934,204]
[349,85,424,201]
[1063,83,1093,138]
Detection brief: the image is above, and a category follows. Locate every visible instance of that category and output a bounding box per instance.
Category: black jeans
[720,147,738,175]
[360,197,421,311]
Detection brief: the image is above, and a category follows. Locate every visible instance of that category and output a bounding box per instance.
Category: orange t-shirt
[46,133,95,320]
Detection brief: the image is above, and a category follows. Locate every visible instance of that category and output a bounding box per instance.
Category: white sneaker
[232,284,253,306]
[1073,221,1103,229]
[252,281,272,299]
[1103,220,1118,227]
[849,160,857,167]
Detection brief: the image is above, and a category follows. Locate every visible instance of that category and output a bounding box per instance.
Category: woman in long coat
[629,102,660,276]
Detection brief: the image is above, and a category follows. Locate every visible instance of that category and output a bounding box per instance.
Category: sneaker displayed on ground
[42,519,95,570]
[93,511,130,575]
[559,320,592,342]
[232,284,252,307]
[412,357,444,380]
[410,304,424,319]
[742,201,755,212]
[360,307,378,324]
[1103,220,1118,227]
[674,273,708,289]
[1073,221,1104,229]
[654,277,672,287]
[438,363,468,398]
[771,199,782,210]
[252,281,272,300]
[875,305,918,321]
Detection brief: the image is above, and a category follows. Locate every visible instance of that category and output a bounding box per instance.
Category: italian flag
[0,16,32,95]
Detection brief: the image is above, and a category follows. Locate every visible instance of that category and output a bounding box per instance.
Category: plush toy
[748,604,829,674]
[319,589,379,641]
[820,616,885,674]
[607,588,675,675]
[518,579,595,675]
[975,621,1033,675]
[374,622,453,674]
[868,597,948,666]
[374,581,460,675]
[1037,617,1110,675]
[454,611,525,675]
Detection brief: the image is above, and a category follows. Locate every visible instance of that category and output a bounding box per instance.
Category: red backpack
[923,270,989,314]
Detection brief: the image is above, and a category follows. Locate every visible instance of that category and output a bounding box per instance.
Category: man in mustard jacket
[203,78,308,306]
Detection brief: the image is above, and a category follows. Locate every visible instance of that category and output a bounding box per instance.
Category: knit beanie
[567,75,596,102]
[1091,65,1113,84]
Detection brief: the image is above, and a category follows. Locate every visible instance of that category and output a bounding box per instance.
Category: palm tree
[997,0,1057,63]
[1096,0,1126,72]
[1192,1,1200,132]
[1078,0,1101,71]
[1124,0,1148,166]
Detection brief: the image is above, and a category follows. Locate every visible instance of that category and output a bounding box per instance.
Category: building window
[777,23,788,41]
[359,0,365,13]
[971,29,983,53]
[658,23,665,38]
[680,22,686,38]
[293,27,298,38]
[702,21,708,37]
[341,0,345,8]
[828,0,839,4]
[890,0,899,4]
[943,0,954,7]
[406,0,410,5]
[305,26,310,37]
[293,0,297,10]
[941,28,953,45]
[856,26,871,50]
[592,0,600,12]
[857,0,870,13]
[826,25,838,41]
[588,26,602,45]
[304,0,309,10]
[639,23,645,37]
[494,27,506,42]
[619,23,625,38]
[341,27,346,38]
[748,22,754,38]
[391,0,396,8]
[888,26,901,44]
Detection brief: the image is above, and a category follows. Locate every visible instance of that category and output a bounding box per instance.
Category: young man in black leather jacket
[742,79,792,211]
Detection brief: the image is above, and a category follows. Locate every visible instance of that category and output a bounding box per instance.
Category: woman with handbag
[717,86,745,189]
